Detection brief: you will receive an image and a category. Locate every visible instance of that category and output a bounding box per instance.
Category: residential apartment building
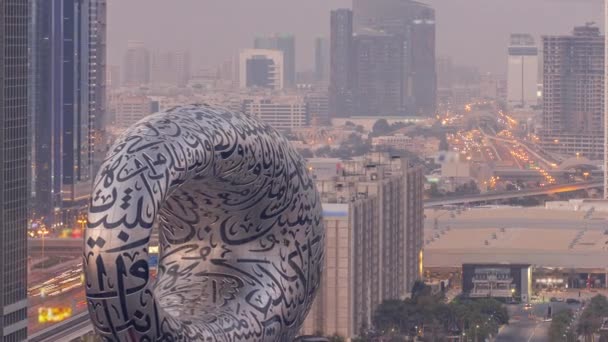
[302,154,425,339]
[540,24,604,158]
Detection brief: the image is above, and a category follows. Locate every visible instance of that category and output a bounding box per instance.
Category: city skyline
[107,0,603,74]
[20,0,608,341]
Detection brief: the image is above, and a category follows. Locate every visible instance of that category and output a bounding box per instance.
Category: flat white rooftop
[425,205,608,268]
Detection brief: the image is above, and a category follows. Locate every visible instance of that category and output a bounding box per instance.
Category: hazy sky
[108,0,603,74]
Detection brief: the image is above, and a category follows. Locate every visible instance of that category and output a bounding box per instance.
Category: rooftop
[425,206,608,268]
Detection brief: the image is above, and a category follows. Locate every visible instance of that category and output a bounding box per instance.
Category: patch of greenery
[577,295,608,341]
[549,309,574,342]
[355,282,508,341]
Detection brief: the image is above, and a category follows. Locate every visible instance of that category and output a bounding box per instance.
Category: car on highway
[524,303,533,310]
[550,297,559,302]
[566,298,581,305]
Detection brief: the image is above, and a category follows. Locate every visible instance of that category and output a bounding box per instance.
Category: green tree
[577,295,608,341]
[428,183,443,198]
[373,300,405,334]
[315,146,332,157]
[372,291,508,340]
[300,149,313,158]
[371,119,391,137]
[439,134,449,151]
[328,334,346,342]
[550,310,573,341]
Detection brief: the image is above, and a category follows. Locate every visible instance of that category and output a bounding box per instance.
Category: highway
[425,181,601,207]
[28,312,93,342]
[27,259,88,335]
[496,302,577,342]
[29,263,83,299]
[482,129,557,169]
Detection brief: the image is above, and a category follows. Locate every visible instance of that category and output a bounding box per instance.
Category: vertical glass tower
[604,0,608,199]
[329,9,353,118]
[0,0,29,340]
[353,0,437,116]
[33,0,106,225]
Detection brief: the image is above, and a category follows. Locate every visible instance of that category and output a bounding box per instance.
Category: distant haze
[108,0,603,74]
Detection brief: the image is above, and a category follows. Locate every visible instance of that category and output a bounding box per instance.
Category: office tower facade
[34,0,105,223]
[352,31,405,117]
[436,56,453,105]
[0,0,29,340]
[239,49,284,90]
[217,57,238,89]
[302,154,425,338]
[540,25,604,159]
[241,96,308,130]
[89,0,107,164]
[151,50,191,87]
[507,34,539,108]
[605,0,608,199]
[123,41,150,86]
[410,11,437,115]
[315,37,330,83]
[353,0,437,116]
[330,9,354,118]
[254,34,295,87]
[107,65,121,89]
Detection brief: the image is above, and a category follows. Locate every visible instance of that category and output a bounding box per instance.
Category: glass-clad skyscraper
[353,0,437,116]
[33,0,106,225]
[0,0,29,340]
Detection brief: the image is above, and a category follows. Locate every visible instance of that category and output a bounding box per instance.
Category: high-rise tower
[605,0,608,199]
[0,0,29,339]
[507,34,539,108]
[254,34,296,88]
[352,30,405,117]
[314,37,330,83]
[123,41,150,86]
[329,9,354,118]
[151,50,191,87]
[353,0,437,116]
[34,0,106,224]
[541,25,604,159]
[89,0,107,171]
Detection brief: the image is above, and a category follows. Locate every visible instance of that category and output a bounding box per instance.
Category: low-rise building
[242,96,308,130]
[110,94,157,129]
[372,135,440,158]
[462,264,532,302]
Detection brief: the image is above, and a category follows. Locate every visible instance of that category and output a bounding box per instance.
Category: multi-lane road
[28,260,87,334]
[425,180,602,207]
[497,301,580,342]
